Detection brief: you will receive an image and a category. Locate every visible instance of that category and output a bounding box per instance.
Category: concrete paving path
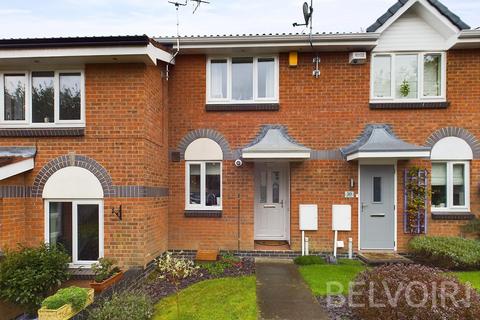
[256,259,329,320]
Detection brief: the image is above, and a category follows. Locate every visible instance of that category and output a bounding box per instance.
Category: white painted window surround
[185,138,223,211]
[206,56,279,104]
[430,137,472,212]
[43,166,104,267]
[370,52,446,103]
[0,70,85,128]
[42,166,104,199]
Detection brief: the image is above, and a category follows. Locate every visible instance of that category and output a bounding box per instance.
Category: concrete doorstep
[256,260,329,320]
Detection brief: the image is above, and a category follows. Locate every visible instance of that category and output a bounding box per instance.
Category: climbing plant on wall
[404,167,428,234]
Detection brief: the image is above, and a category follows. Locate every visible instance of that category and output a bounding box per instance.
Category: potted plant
[90,258,123,293]
[400,79,410,97]
[38,286,94,320]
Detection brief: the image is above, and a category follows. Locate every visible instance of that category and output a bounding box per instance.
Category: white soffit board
[374,0,459,52]
[375,10,448,51]
[431,137,473,160]
[185,138,223,161]
[42,166,104,199]
[0,158,34,181]
[347,151,430,161]
[0,44,173,66]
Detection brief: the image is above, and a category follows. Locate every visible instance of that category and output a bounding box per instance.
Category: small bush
[88,291,153,320]
[294,255,325,265]
[200,252,241,276]
[408,236,480,270]
[42,286,89,311]
[461,218,480,239]
[91,257,121,283]
[0,244,70,315]
[352,264,480,320]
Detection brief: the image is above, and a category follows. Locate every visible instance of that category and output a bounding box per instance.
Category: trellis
[404,168,428,234]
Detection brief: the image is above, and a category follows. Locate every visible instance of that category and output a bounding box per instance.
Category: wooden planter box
[90,271,124,293]
[38,288,94,320]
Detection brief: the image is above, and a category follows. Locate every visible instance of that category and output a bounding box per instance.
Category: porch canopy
[242,126,311,161]
[341,125,430,161]
[0,146,36,180]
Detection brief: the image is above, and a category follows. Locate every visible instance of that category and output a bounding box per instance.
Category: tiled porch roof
[341,125,430,161]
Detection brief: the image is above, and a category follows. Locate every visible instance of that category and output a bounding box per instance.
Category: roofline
[458,29,480,39]
[367,0,470,33]
[0,35,150,50]
[154,33,380,47]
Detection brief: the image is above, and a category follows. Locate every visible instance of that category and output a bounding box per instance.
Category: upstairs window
[207,56,278,103]
[0,70,84,127]
[371,53,445,102]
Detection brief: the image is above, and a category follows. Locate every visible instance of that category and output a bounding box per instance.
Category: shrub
[88,291,153,320]
[41,286,89,311]
[294,255,325,265]
[0,244,70,315]
[156,252,199,318]
[200,252,241,276]
[352,264,480,320]
[91,257,121,283]
[461,218,480,239]
[408,236,480,270]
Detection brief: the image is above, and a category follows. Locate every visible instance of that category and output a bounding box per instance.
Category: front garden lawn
[298,259,366,296]
[152,276,257,320]
[453,271,480,291]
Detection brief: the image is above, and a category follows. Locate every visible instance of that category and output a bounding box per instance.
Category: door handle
[263,205,275,208]
[361,202,368,213]
[280,200,284,208]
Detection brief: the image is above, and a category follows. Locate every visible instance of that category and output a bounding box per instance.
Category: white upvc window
[206,56,279,104]
[431,161,470,212]
[0,70,85,127]
[44,199,104,267]
[185,161,222,210]
[371,52,446,102]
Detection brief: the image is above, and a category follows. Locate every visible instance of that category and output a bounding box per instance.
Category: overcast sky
[0,0,478,39]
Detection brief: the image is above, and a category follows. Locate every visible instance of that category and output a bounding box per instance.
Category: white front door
[254,163,289,240]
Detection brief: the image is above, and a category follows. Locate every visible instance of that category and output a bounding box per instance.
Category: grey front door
[360,165,395,249]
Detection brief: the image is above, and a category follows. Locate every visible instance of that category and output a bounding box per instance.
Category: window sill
[0,127,85,137]
[370,101,450,110]
[205,103,279,112]
[185,210,222,218]
[431,211,474,220]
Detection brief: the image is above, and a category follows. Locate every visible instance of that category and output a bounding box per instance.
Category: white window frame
[185,161,222,211]
[206,55,279,104]
[370,52,446,103]
[44,199,104,267]
[0,71,29,125]
[0,69,85,128]
[431,161,470,212]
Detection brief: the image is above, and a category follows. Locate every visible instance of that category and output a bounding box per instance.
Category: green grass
[452,271,480,291]
[298,259,366,296]
[152,276,257,320]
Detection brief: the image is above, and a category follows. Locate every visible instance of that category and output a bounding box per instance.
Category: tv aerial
[168,0,209,13]
[292,0,320,78]
[165,0,210,80]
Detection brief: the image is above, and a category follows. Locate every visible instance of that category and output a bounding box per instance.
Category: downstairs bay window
[186,161,222,210]
[0,70,84,127]
[431,162,469,212]
[371,52,445,102]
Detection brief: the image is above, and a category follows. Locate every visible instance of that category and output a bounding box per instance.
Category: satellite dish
[303,2,311,25]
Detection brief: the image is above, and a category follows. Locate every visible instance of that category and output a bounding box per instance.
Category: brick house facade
[0,0,479,267]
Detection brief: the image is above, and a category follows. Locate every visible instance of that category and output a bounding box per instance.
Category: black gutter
[0,35,150,49]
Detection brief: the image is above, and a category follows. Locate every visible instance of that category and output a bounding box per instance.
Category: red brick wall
[167,49,480,253]
[0,63,169,268]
